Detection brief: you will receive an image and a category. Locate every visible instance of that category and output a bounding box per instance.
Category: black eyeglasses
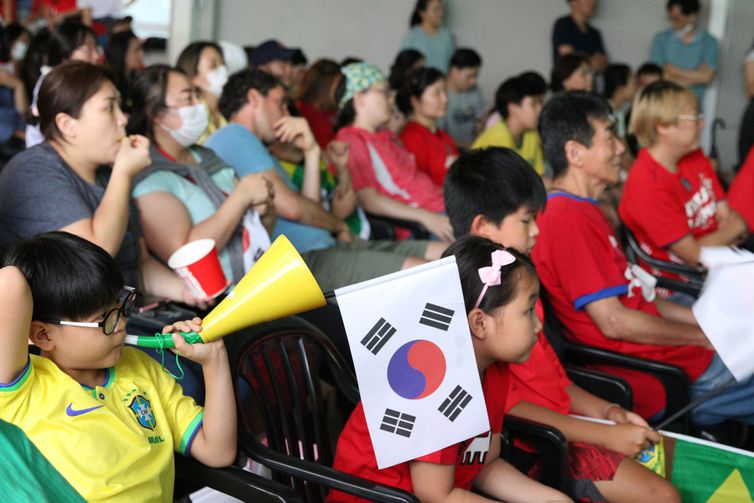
[41,287,137,336]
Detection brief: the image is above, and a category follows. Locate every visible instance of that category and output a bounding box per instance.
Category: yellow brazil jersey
[0,348,204,503]
[471,120,545,176]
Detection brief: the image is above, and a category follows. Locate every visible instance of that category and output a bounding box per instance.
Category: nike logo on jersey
[66,403,104,417]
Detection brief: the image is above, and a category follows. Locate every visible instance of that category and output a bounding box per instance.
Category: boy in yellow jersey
[0,232,237,502]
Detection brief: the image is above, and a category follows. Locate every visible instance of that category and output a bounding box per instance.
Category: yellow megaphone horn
[127,235,327,348]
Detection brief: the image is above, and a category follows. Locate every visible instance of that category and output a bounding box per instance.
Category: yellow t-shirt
[0,348,204,503]
[471,120,545,176]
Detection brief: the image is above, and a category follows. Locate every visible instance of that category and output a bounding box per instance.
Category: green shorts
[301,240,429,292]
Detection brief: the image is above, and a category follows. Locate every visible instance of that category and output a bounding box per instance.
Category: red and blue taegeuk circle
[387,340,446,400]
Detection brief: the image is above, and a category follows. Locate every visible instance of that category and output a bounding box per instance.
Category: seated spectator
[386,49,425,135]
[620,81,747,302]
[445,147,679,503]
[249,39,296,89]
[293,58,341,149]
[127,65,274,286]
[205,68,444,291]
[0,232,236,501]
[552,0,608,73]
[551,52,594,92]
[400,0,455,73]
[439,48,484,149]
[739,39,754,169]
[0,418,84,501]
[626,63,663,156]
[289,48,308,94]
[329,236,569,503]
[650,0,718,103]
[26,21,99,148]
[533,90,754,427]
[0,61,194,303]
[2,23,32,76]
[334,62,453,241]
[729,145,754,235]
[176,41,228,144]
[105,30,144,113]
[603,64,636,140]
[484,71,547,131]
[472,74,546,177]
[398,67,458,186]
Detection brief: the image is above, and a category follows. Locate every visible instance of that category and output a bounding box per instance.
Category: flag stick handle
[324,290,335,300]
[652,377,737,431]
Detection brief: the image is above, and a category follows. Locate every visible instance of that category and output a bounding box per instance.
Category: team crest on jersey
[129,395,156,430]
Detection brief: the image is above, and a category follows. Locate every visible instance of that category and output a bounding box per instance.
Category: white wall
[213,0,751,171]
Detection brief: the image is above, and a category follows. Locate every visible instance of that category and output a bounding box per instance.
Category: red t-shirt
[508,301,572,416]
[297,101,336,151]
[335,126,445,213]
[328,362,513,503]
[728,146,754,232]
[400,121,458,187]
[532,192,714,417]
[619,148,725,283]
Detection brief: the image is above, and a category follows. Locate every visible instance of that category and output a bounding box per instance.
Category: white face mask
[160,104,208,147]
[675,22,694,38]
[11,41,28,61]
[206,65,228,97]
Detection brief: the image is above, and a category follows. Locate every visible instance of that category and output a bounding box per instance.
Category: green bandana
[339,62,387,109]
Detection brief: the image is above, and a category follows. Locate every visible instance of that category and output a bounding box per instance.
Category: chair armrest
[503,416,568,492]
[563,342,690,431]
[365,213,430,240]
[622,227,706,279]
[174,455,303,503]
[239,431,420,503]
[564,365,633,410]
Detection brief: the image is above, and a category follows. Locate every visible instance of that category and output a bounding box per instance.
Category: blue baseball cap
[250,40,297,66]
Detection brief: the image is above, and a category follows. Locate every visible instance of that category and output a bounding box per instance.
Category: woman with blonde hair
[619,80,748,303]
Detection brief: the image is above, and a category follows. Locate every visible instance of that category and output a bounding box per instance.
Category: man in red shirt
[532,91,754,428]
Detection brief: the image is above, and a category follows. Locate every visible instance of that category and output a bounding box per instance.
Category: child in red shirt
[444,147,680,503]
[397,67,459,186]
[329,237,569,502]
[620,81,748,298]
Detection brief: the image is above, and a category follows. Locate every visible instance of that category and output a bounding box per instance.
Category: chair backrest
[229,317,359,501]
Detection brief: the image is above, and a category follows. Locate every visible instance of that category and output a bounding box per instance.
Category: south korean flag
[335,256,488,469]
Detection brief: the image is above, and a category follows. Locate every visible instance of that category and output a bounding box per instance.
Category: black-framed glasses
[41,287,137,336]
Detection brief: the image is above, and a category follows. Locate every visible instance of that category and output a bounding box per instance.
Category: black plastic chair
[620,225,706,298]
[501,416,568,492]
[541,293,691,433]
[174,455,303,502]
[366,213,431,240]
[229,317,419,503]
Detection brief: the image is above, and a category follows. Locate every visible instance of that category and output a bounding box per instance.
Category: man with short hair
[472,74,546,177]
[650,0,718,102]
[552,0,607,73]
[249,39,297,89]
[205,69,442,291]
[532,90,754,427]
[439,48,484,149]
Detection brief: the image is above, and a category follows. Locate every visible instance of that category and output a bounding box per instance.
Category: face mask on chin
[159,104,209,147]
[205,65,229,97]
[675,22,694,38]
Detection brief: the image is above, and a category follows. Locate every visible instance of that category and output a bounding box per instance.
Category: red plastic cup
[168,239,229,300]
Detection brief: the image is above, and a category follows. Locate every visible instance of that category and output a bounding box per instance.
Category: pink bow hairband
[473,250,516,309]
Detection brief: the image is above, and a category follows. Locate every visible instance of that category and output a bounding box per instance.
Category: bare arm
[273,117,322,202]
[584,296,709,347]
[745,60,754,98]
[60,136,150,256]
[0,71,29,115]
[357,187,454,241]
[168,319,237,467]
[664,63,715,86]
[670,213,748,264]
[0,266,32,385]
[654,297,698,325]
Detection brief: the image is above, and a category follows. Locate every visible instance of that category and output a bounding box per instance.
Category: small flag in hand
[438,385,472,422]
[380,409,416,438]
[419,303,454,331]
[361,318,396,355]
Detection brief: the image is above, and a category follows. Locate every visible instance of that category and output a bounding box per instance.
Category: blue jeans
[691,353,754,426]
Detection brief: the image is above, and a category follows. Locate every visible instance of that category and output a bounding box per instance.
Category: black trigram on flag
[438,385,472,422]
[380,409,416,438]
[419,303,454,331]
[361,318,396,355]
